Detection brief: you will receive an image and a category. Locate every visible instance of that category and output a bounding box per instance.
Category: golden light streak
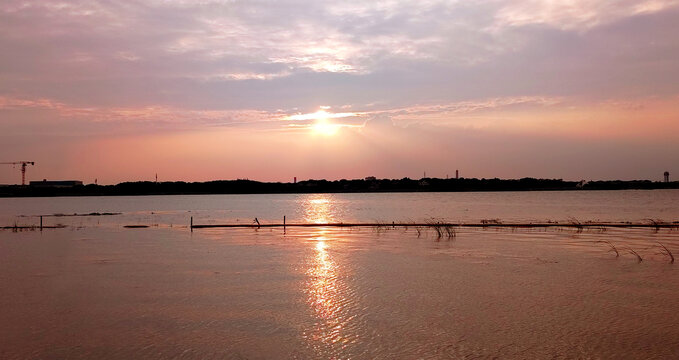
[301,194,359,353]
[304,195,334,224]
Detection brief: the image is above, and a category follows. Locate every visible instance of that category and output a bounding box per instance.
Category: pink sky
[1,1,679,184]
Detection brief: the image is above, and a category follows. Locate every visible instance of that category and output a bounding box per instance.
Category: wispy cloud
[5,93,676,138]
[0,95,285,130]
[377,96,563,117]
[285,110,359,121]
[494,0,679,31]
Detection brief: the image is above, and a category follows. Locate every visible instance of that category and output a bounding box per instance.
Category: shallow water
[1,191,679,358]
[1,190,679,229]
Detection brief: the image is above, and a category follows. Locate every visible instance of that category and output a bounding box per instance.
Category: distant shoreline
[1,178,677,198]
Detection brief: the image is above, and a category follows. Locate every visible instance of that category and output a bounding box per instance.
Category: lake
[1,190,679,358]
[2,189,679,228]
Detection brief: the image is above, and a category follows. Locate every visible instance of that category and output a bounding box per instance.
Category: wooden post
[190,216,193,232]
[284,215,286,227]
[40,216,43,231]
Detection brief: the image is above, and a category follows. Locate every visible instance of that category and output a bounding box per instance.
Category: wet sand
[1,225,678,359]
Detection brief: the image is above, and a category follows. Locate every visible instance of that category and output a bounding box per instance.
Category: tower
[664,171,670,183]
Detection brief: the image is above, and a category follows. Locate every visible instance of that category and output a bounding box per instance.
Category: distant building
[30,179,83,188]
[665,171,670,183]
[365,176,377,181]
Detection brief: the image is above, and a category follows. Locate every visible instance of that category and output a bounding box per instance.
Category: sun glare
[312,120,340,136]
[286,108,358,136]
[311,110,340,136]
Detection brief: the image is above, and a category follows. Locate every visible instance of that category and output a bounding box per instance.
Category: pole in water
[40,216,43,231]
[284,215,286,227]
[190,216,193,231]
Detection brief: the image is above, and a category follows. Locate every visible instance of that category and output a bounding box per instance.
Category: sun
[286,108,357,136]
[311,110,340,136]
[312,120,340,136]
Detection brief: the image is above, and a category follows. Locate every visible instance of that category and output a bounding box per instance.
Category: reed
[597,240,619,258]
[656,242,675,264]
[425,219,456,240]
[480,219,502,225]
[624,247,643,262]
[567,217,583,233]
[2,224,66,231]
[373,221,389,234]
[646,218,666,232]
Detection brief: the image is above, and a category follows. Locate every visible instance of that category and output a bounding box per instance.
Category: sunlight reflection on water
[303,194,335,224]
[301,196,360,355]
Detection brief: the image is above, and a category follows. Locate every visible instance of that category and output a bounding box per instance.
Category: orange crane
[0,161,35,185]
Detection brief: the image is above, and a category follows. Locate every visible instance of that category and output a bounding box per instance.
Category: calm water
[1,190,679,228]
[1,190,679,359]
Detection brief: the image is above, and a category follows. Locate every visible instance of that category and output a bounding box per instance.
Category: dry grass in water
[624,247,643,262]
[425,219,457,240]
[597,240,620,258]
[655,242,675,264]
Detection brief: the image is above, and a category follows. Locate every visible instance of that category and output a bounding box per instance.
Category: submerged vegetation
[3,214,677,264]
[425,219,457,239]
[598,240,620,258]
[656,242,675,263]
[1,223,67,231]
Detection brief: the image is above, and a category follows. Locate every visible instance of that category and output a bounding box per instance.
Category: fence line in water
[2,216,678,231]
[189,219,679,230]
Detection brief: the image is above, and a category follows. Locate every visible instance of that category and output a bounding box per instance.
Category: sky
[1,0,678,184]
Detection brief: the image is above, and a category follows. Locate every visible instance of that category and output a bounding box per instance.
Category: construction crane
[0,161,35,185]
